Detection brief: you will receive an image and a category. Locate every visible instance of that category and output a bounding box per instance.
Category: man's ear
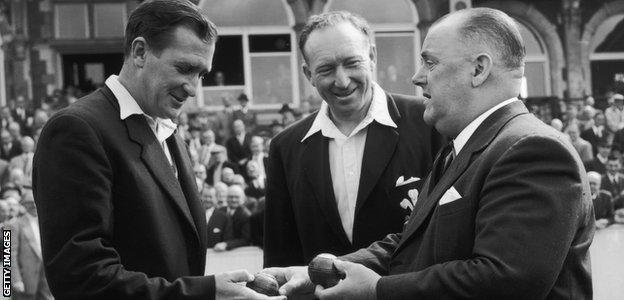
[369,43,377,67]
[130,37,148,68]
[302,63,315,87]
[471,53,492,87]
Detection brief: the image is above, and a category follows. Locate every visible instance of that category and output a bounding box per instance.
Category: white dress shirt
[302,82,397,242]
[453,98,518,155]
[205,207,215,224]
[105,75,178,177]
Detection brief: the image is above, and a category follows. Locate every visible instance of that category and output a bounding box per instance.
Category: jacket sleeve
[376,135,594,299]
[33,113,215,300]
[339,233,401,275]
[263,136,304,267]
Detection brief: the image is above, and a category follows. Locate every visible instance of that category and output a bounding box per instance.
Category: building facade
[0,0,623,115]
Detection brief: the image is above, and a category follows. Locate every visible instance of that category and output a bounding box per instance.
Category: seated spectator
[563,103,579,129]
[196,129,218,166]
[602,155,624,199]
[585,140,610,174]
[0,129,22,161]
[588,171,614,229]
[8,122,23,142]
[193,163,208,192]
[246,136,267,180]
[206,145,238,186]
[550,118,563,132]
[565,124,593,164]
[213,185,251,252]
[245,160,266,201]
[225,119,251,168]
[200,186,233,248]
[581,110,606,156]
[213,182,229,209]
[221,167,236,186]
[8,190,53,299]
[279,104,296,127]
[9,136,35,187]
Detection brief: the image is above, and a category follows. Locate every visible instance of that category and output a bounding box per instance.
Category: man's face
[595,114,606,127]
[227,186,244,209]
[246,161,260,179]
[1,131,12,146]
[607,159,621,175]
[200,188,216,210]
[233,120,245,135]
[616,100,624,109]
[250,138,263,154]
[566,126,580,141]
[412,20,473,136]
[302,22,375,119]
[222,167,234,184]
[193,164,207,181]
[137,26,215,120]
[215,185,228,208]
[589,176,600,195]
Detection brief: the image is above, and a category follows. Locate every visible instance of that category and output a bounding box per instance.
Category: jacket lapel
[168,135,206,248]
[124,114,197,237]
[302,132,351,247]
[395,101,529,253]
[355,94,400,214]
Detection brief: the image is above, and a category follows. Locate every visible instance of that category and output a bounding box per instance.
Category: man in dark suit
[581,110,606,155]
[585,140,610,174]
[588,171,614,229]
[200,186,233,248]
[0,129,22,161]
[32,1,282,299]
[206,144,239,186]
[601,155,624,199]
[264,11,442,268]
[214,185,251,251]
[9,191,53,300]
[266,8,593,299]
[225,119,252,168]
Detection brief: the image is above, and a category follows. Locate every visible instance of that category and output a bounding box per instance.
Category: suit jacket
[580,126,604,155]
[33,86,214,299]
[264,93,443,267]
[224,206,251,250]
[342,101,594,299]
[601,172,624,199]
[593,190,614,223]
[9,215,52,297]
[206,208,233,248]
[225,134,252,165]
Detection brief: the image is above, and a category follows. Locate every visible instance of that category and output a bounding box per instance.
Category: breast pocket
[433,199,473,262]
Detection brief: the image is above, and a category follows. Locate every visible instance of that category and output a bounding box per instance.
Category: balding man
[266,8,593,299]
[214,184,251,252]
[588,171,614,229]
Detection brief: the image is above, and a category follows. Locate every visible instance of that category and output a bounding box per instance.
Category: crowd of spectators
[535,93,624,229]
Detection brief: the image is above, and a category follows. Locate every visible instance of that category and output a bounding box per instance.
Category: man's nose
[334,66,350,89]
[411,67,427,88]
[183,81,197,98]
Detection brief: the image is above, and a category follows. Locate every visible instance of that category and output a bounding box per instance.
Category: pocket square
[395,176,421,187]
[213,228,221,233]
[439,186,462,205]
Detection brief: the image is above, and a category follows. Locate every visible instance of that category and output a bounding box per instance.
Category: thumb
[226,269,254,283]
[331,259,352,277]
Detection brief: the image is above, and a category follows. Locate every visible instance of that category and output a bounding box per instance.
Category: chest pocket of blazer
[433,198,473,263]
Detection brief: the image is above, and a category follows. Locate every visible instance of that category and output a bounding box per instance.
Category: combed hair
[124,0,217,58]
[452,8,526,69]
[298,11,372,61]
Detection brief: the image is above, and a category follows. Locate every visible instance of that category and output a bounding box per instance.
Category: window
[590,14,624,97]
[55,4,89,39]
[516,21,550,97]
[93,3,126,38]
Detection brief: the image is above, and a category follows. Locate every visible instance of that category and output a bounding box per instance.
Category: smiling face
[302,22,375,120]
[136,26,215,120]
[411,20,473,137]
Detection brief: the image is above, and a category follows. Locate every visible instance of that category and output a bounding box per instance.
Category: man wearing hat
[233,93,257,133]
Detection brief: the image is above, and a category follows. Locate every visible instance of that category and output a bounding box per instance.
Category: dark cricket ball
[246,272,280,296]
[308,253,346,288]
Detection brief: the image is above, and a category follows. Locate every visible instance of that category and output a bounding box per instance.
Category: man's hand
[314,260,380,300]
[214,242,227,252]
[595,218,609,229]
[13,281,25,293]
[263,266,315,296]
[215,270,286,300]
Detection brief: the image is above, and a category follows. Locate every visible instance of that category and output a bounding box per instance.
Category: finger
[315,284,335,299]
[226,269,254,283]
[262,267,288,284]
[278,277,304,296]
[331,259,352,277]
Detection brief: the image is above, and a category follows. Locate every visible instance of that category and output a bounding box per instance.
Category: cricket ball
[308,253,346,288]
[246,272,280,296]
